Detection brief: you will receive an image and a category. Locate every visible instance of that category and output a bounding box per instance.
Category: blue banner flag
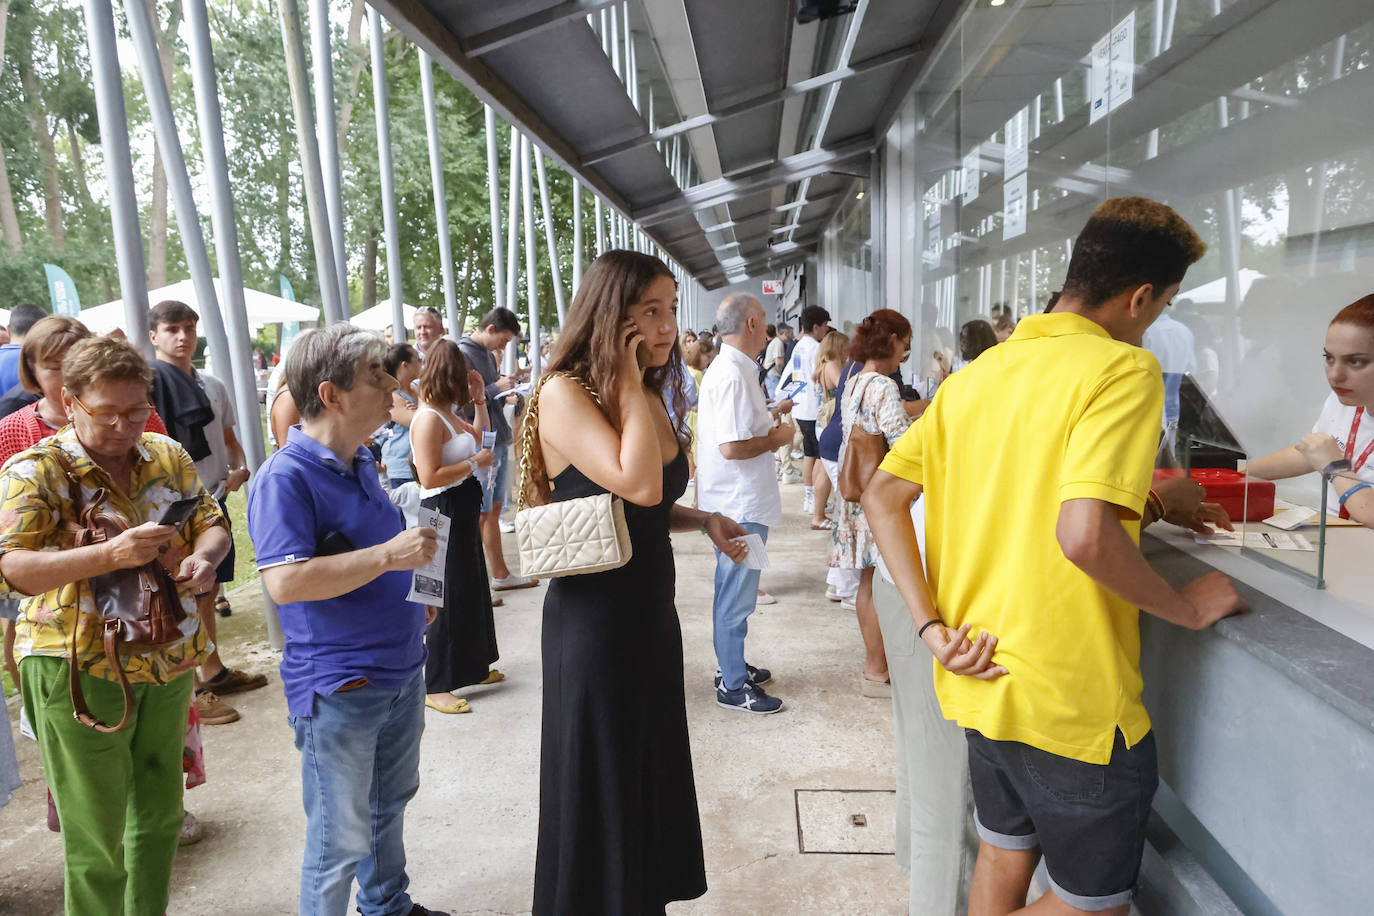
[279,273,296,302]
[43,264,81,317]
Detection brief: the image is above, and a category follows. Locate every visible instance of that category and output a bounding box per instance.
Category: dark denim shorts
[797,419,819,458]
[966,728,1158,911]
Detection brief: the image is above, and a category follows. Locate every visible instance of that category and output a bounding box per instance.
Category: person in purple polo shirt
[247,323,447,916]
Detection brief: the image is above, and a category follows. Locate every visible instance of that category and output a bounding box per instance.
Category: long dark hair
[545,249,687,432]
[523,250,688,502]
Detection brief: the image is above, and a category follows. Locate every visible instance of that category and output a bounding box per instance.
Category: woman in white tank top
[410,340,501,713]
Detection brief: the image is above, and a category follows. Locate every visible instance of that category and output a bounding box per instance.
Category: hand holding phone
[157,497,200,532]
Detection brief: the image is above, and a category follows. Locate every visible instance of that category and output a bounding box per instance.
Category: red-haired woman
[833,309,914,696]
[1246,294,1374,529]
[527,250,748,915]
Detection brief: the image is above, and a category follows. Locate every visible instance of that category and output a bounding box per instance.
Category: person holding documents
[247,323,448,916]
[697,294,795,714]
[411,340,500,714]
[1245,295,1374,529]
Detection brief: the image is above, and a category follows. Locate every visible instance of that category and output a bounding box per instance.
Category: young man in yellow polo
[862,197,1247,915]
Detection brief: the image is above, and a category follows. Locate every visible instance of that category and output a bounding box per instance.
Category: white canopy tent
[1177,268,1267,306]
[349,301,417,331]
[80,278,319,335]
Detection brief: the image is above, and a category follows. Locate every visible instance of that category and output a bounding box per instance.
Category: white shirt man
[774,306,832,512]
[697,294,795,715]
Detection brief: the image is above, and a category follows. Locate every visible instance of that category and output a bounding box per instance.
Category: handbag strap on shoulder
[516,373,601,513]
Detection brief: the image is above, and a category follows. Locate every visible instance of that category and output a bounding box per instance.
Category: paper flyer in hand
[406,507,451,604]
[730,533,771,570]
[477,430,496,485]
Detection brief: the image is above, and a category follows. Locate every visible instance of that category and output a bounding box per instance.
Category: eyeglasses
[70,393,155,428]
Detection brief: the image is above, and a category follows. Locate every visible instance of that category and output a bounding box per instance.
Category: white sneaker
[825,587,841,602]
[840,596,857,611]
[802,490,814,513]
[491,573,539,591]
[498,518,515,534]
[756,591,778,606]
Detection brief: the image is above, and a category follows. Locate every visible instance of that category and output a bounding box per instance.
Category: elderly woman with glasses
[0,336,229,915]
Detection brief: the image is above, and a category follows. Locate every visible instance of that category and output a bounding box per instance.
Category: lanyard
[1339,407,1374,518]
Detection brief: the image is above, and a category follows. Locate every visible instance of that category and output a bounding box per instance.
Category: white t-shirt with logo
[779,334,821,421]
[1312,391,1374,510]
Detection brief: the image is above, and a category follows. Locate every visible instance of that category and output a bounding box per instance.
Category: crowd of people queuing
[0,193,1371,916]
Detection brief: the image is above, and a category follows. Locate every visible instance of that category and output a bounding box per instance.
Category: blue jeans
[765,374,779,400]
[481,444,511,513]
[290,669,425,916]
[712,521,769,690]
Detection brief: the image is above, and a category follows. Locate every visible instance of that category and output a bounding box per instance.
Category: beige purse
[514,374,633,578]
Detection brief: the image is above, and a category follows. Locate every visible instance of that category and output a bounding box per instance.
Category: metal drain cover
[794,789,896,854]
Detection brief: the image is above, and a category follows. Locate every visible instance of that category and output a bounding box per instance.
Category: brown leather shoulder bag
[838,375,891,503]
[42,448,188,733]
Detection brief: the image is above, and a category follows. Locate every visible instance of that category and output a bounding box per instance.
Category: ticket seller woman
[1245,295,1374,528]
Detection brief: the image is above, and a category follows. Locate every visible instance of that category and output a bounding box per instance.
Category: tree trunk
[65,120,95,212]
[336,0,368,144]
[362,225,377,308]
[17,52,63,249]
[145,0,183,289]
[0,0,21,254]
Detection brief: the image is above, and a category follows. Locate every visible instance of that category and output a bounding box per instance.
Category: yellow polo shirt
[879,312,1163,764]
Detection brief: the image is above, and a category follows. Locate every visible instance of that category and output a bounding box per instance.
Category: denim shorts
[481,444,511,513]
[966,728,1158,911]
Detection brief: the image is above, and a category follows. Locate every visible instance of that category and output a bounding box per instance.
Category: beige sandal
[861,675,892,698]
[478,669,505,686]
[425,695,472,714]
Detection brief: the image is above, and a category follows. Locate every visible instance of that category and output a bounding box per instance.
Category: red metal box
[1152,468,1276,522]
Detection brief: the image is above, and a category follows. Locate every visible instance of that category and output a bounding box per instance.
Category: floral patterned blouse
[0,425,226,684]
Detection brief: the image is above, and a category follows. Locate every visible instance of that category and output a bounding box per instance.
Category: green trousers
[20,656,192,916]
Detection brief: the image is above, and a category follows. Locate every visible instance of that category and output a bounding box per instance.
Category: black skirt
[420,477,498,692]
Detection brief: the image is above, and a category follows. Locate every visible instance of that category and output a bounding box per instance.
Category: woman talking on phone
[527,250,749,915]
[1245,294,1374,528]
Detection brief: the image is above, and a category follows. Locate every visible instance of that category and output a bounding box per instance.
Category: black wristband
[918,619,943,639]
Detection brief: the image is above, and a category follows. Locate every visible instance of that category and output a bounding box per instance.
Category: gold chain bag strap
[514,373,633,578]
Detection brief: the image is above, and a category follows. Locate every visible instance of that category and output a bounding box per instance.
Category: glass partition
[873,0,1374,590]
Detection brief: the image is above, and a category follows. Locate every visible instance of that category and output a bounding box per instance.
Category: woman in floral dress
[833,309,914,696]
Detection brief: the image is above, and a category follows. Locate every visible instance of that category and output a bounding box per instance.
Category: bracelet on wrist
[1146,489,1166,522]
[1339,482,1371,508]
[918,618,944,639]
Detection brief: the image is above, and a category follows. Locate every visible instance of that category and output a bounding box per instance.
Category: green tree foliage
[0,0,588,340]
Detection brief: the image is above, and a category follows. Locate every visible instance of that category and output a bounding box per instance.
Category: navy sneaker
[716,681,784,714]
[713,664,772,690]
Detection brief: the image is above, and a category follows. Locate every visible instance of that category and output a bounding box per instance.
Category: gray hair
[716,294,762,337]
[285,322,387,421]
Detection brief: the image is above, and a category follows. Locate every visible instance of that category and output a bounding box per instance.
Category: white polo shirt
[779,333,821,421]
[697,342,783,527]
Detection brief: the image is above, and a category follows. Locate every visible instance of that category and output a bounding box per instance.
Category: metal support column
[485,105,506,316]
[278,0,346,324]
[534,152,567,327]
[520,136,542,379]
[505,126,521,314]
[572,179,583,294]
[369,7,405,342]
[312,0,348,306]
[124,0,234,391]
[83,0,151,356]
[420,50,459,334]
[184,0,267,472]
[595,197,605,255]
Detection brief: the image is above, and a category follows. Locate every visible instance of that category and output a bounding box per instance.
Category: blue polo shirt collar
[285,424,373,476]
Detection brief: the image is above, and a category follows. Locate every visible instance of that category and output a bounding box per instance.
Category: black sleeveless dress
[532,448,707,915]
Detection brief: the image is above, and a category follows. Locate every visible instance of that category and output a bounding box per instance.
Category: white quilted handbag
[513,374,634,579]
